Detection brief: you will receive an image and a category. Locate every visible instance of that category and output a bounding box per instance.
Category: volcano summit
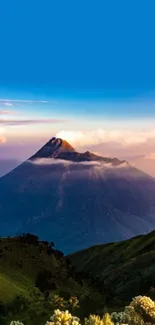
[0,137,155,253]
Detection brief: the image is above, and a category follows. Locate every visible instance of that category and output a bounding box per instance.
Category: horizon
[0,1,155,176]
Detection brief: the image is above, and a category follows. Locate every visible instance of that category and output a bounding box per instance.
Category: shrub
[130,295,155,323]
[84,313,114,325]
[46,309,81,325]
[10,320,24,325]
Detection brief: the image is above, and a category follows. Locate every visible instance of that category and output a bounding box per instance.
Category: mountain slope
[0,137,155,253]
[0,233,79,303]
[69,230,155,301]
[0,234,105,325]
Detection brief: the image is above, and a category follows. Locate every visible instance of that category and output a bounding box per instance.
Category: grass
[0,272,28,302]
[69,230,155,302]
[0,235,74,303]
[1,230,155,324]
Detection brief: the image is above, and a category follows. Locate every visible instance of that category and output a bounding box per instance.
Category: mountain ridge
[0,136,155,253]
[29,136,128,166]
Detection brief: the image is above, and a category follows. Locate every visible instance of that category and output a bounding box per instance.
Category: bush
[46,309,81,325]
[9,295,155,325]
[85,313,114,325]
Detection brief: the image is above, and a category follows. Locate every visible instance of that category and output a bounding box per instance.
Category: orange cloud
[145,153,155,160]
[0,136,6,144]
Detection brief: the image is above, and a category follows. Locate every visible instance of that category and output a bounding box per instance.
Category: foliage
[130,295,155,323]
[46,309,81,325]
[10,322,24,325]
[85,313,114,325]
[69,230,155,304]
[111,295,155,324]
[10,310,115,325]
[9,295,155,325]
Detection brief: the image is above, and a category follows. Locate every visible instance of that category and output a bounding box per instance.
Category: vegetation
[1,231,155,324]
[10,295,155,325]
[69,230,155,304]
[0,233,104,324]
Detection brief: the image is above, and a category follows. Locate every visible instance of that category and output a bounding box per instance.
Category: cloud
[0,136,6,144]
[0,118,66,126]
[28,157,128,169]
[0,99,48,104]
[145,153,155,160]
[3,102,13,107]
[56,129,155,147]
[0,99,53,109]
[0,110,18,115]
[29,157,102,166]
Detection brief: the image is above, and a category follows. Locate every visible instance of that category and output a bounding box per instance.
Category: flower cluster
[85,314,105,325]
[46,309,81,325]
[69,296,79,309]
[9,295,155,325]
[84,313,114,325]
[111,307,143,325]
[10,320,24,325]
[130,296,155,323]
[50,294,66,309]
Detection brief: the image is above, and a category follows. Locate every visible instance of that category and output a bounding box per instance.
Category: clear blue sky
[0,0,155,105]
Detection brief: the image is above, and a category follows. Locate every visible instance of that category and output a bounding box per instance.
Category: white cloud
[4,102,13,107]
[0,99,48,104]
[56,128,155,147]
[28,157,128,169]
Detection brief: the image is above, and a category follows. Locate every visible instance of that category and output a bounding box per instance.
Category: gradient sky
[0,0,155,176]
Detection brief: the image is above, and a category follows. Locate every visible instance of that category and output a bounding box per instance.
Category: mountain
[69,229,155,302]
[0,136,155,253]
[0,158,20,177]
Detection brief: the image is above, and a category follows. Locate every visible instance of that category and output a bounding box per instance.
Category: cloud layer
[0,109,18,115]
[0,99,48,106]
[0,118,66,126]
[56,128,155,147]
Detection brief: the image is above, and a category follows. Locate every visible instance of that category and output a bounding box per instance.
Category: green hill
[1,231,155,325]
[0,234,104,325]
[69,230,155,303]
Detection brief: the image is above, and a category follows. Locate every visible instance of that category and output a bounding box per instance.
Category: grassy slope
[0,235,81,303]
[1,230,155,308]
[69,230,155,301]
[0,235,107,324]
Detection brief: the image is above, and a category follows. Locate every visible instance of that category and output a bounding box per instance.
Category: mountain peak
[30,136,128,166]
[30,137,75,160]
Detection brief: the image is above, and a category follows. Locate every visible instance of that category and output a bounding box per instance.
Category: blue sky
[0,1,155,101]
[0,0,155,176]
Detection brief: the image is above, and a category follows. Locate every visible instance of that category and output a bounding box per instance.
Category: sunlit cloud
[145,153,155,160]
[0,136,6,144]
[56,128,155,147]
[0,109,18,115]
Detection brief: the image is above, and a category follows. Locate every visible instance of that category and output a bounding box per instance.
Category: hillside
[0,234,75,302]
[69,230,155,303]
[0,234,104,325]
[0,137,155,254]
[1,232,155,324]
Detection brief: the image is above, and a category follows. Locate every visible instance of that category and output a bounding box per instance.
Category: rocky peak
[30,137,75,160]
